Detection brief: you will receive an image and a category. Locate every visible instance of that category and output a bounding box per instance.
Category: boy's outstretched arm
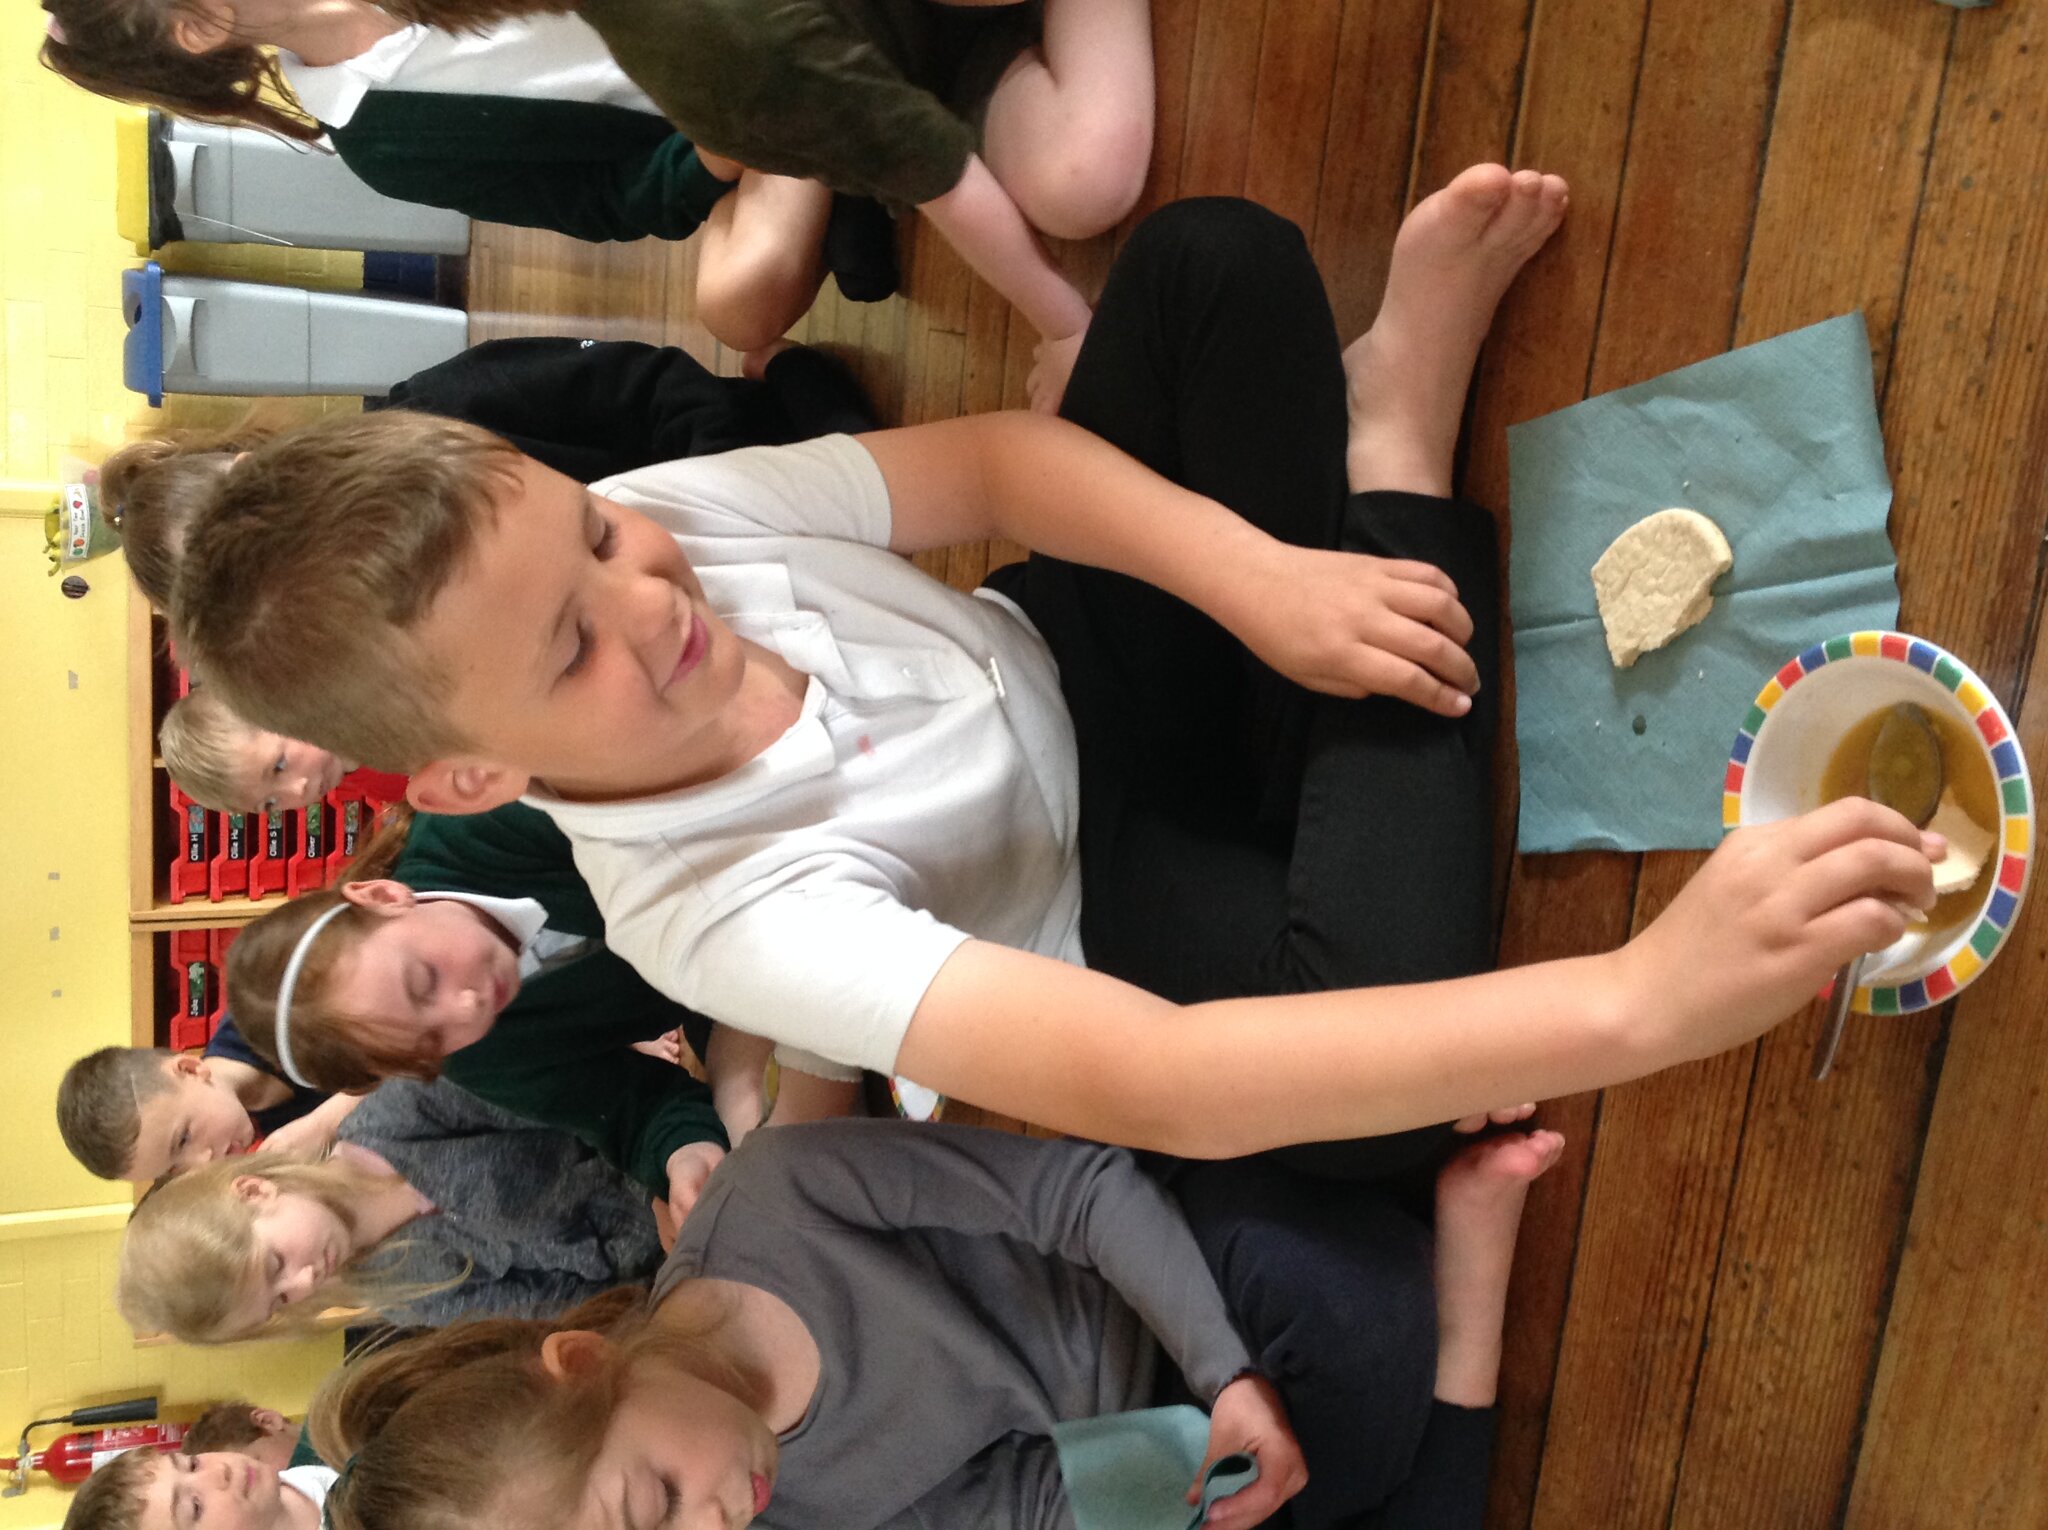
[919,159,1094,410]
[859,413,1481,717]
[893,799,1942,1157]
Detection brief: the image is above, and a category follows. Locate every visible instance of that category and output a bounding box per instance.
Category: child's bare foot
[1451,1102,1537,1134]
[1344,165,1570,497]
[1432,1128,1565,1407]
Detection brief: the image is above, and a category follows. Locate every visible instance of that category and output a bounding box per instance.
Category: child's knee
[1012,112,1152,240]
[695,246,823,353]
[1128,197,1308,274]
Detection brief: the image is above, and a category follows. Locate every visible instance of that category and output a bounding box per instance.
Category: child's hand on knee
[1225,545,1480,716]
[1617,797,1940,1061]
[1192,1373,1306,1529]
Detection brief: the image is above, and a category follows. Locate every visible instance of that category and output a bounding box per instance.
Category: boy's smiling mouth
[667,607,710,692]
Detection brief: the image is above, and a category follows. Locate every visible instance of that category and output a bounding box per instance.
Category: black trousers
[373,336,876,484]
[1006,199,1505,1530]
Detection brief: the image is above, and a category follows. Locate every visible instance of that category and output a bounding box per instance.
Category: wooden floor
[465,3,2048,1525]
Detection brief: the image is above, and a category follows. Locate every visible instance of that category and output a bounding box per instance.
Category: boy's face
[137,1451,294,1530]
[129,1057,258,1182]
[223,726,350,816]
[412,457,758,803]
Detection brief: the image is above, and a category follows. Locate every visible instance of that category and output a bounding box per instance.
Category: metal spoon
[1814,703,1944,1080]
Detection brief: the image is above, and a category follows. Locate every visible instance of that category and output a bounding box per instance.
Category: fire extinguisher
[4,1399,182,1495]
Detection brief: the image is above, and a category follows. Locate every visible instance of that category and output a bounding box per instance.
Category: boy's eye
[175,1127,189,1153]
[661,1475,680,1526]
[272,754,287,776]
[594,517,620,559]
[564,621,595,679]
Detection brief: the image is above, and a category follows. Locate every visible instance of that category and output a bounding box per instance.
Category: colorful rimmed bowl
[1725,632,2033,1014]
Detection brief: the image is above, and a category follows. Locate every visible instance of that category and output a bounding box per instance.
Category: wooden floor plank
[1241,0,1341,235]
[1177,0,1269,197]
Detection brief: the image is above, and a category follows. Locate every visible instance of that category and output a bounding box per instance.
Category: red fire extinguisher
[1,1423,188,1486]
[5,1399,181,1496]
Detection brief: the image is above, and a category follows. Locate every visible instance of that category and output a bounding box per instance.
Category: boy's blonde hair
[173,411,523,773]
[159,688,260,812]
[116,1151,441,1345]
[58,1440,161,1530]
[313,1288,727,1530]
[57,1046,178,1180]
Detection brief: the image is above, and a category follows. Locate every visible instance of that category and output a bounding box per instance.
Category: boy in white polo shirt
[174,172,1942,1163]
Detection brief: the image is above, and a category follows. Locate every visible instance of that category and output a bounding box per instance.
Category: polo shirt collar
[414,889,548,953]
[278,25,430,128]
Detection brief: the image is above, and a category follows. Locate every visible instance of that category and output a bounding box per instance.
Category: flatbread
[1590,508,1734,668]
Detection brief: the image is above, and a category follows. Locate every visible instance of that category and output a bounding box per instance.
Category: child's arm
[262,1090,365,1158]
[859,413,1480,717]
[208,1054,292,1113]
[892,798,1939,1157]
[918,158,1094,410]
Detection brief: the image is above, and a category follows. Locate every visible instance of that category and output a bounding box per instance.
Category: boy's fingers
[1781,795,1928,861]
[1808,896,1913,970]
[1374,557,1459,599]
[1790,838,1937,924]
[1383,576,1476,645]
[1382,620,1481,697]
[1365,654,1475,717]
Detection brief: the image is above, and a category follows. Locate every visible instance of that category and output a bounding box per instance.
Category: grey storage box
[122,262,468,403]
[122,110,468,256]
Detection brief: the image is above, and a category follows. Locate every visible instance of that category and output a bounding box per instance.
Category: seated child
[313,1119,1564,1530]
[160,685,375,817]
[57,1041,354,1183]
[61,1436,333,1530]
[224,802,774,1220]
[172,172,1942,1166]
[104,335,874,615]
[41,2,897,350]
[117,1077,666,1345]
[180,1403,299,1472]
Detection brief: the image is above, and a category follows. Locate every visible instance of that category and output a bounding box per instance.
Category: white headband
[273,902,351,1089]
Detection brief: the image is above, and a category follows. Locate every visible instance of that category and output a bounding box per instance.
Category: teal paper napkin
[1053,1406,1259,1530]
[1507,312,1900,852]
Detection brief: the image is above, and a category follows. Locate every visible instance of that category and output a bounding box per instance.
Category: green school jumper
[392,804,726,1197]
[324,91,733,244]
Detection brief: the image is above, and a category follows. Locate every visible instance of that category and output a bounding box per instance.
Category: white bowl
[1725,632,2032,1013]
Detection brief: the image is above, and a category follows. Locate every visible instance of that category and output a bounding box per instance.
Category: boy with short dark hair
[179,1405,298,1472]
[173,173,1941,1161]
[56,1043,351,1183]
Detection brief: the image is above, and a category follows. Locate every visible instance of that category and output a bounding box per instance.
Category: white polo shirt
[529,436,1084,1077]
[280,14,660,131]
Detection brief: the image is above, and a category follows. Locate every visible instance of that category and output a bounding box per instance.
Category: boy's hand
[1224,542,1480,716]
[1190,1374,1306,1530]
[1027,326,1088,415]
[262,1090,363,1159]
[1617,798,1942,1061]
[661,1140,728,1234]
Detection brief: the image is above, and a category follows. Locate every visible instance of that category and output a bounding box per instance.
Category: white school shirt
[412,890,597,981]
[279,14,660,132]
[279,1464,339,1512]
[530,435,1084,1079]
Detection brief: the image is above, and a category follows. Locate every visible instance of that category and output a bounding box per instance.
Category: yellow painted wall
[2,17,363,1530]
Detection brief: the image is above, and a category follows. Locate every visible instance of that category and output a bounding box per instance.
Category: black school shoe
[827,194,900,302]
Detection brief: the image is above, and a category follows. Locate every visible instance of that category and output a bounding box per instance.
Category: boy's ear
[169,1053,208,1083]
[539,1329,613,1383]
[251,1408,288,1435]
[407,759,529,817]
[231,1174,276,1205]
[166,0,237,55]
[339,879,419,915]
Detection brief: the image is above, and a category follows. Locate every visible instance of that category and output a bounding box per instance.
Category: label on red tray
[342,799,363,856]
[185,961,206,1017]
[266,810,286,859]
[184,803,205,862]
[225,813,247,859]
[304,802,325,859]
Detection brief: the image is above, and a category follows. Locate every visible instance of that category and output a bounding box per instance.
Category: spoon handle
[1812,954,1864,1081]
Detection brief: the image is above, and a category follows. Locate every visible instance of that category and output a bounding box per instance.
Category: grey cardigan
[657,1119,1254,1530]
[340,1079,664,1327]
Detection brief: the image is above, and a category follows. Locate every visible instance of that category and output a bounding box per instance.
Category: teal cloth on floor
[1052,1405,1259,1530]
[1507,311,1900,852]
